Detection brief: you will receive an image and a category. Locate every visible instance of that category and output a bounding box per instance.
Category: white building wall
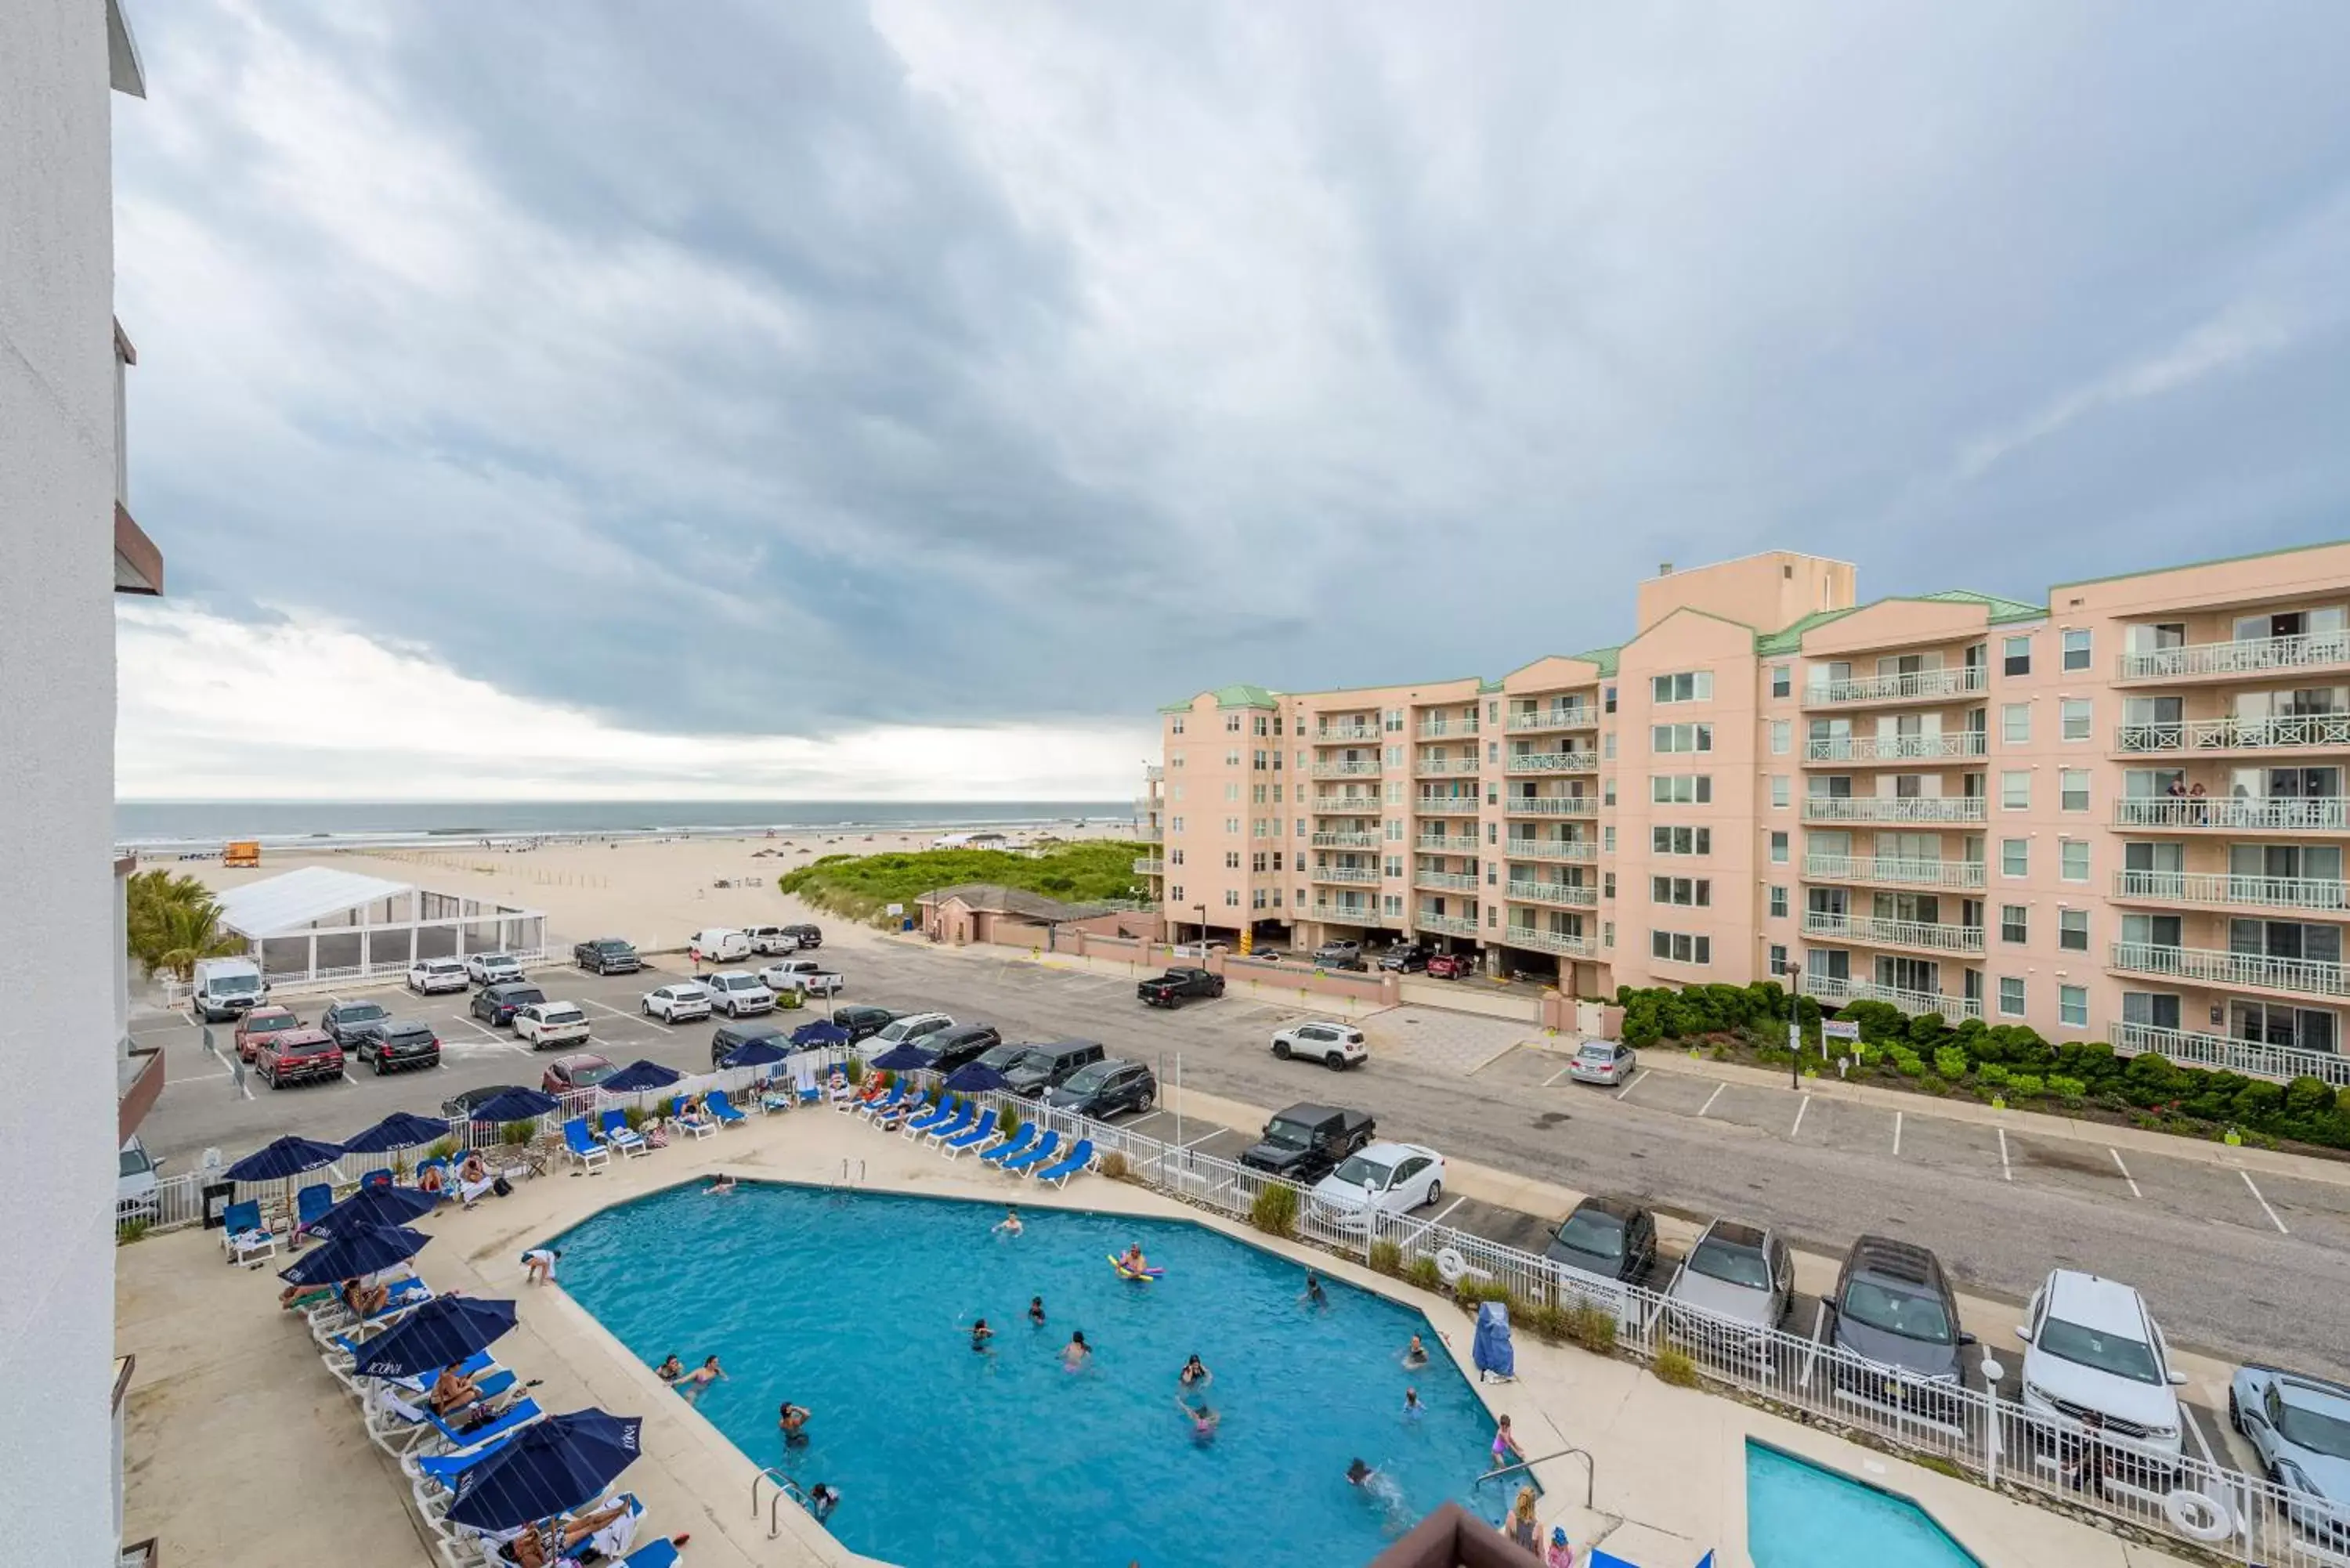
[0,1,126,1559]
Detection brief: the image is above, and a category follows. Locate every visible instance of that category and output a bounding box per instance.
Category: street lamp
[1786,962,1802,1091]
[1195,902,1209,952]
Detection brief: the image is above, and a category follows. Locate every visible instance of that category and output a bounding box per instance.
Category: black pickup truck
[1137,966,1226,1008]
[573,937,642,975]
[1239,1102,1376,1183]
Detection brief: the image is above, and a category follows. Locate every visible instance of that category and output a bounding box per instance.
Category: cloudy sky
[113,2,2350,800]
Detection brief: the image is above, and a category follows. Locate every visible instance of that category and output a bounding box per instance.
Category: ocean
[114,800,1132,853]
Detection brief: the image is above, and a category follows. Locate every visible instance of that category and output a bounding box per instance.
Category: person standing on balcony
[2189,780,2210,826]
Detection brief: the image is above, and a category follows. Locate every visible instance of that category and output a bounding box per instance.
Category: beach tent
[212,866,547,989]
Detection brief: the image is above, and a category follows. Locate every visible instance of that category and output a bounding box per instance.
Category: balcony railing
[2110,795,2350,832]
[1310,901,1381,924]
[1502,925,1595,957]
[2110,941,2350,1001]
[2118,713,2350,753]
[1801,971,1983,1021]
[1507,706,1596,732]
[1503,796,1597,817]
[1136,826,1162,843]
[1507,880,1596,908]
[2118,628,2350,683]
[1415,834,1480,853]
[1415,757,1478,776]
[1802,732,1987,764]
[1801,797,1986,824]
[2110,1021,2350,1089]
[1505,838,1596,862]
[1417,912,1481,938]
[1416,796,1483,815]
[1133,797,1161,818]
[1317,723,1379,742]
[1800,912,1984,954]
[2110,868,2348,912]
[1415,718,1478,739]
[1143,764,1164,782]
[1505,750,1599,774]
[1802,854,1985,890]
[1312,830,1379,849]
[1313,865,1382,886]
[1311,759,1383,779]
[1132,858,1164,876]
[1415,871,1479,893]
[1804,667,1987,706]
[1313,797,1383,815]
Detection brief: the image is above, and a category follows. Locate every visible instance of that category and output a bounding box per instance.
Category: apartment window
[2001,838,2028,876]
[1770,830,1789,864]
[1383,894,1403,917]
[1603,685,1618,714]
[1250,888,1266,910]
[1651,723,1714,754]
[1250,851,1267,873]
[1769,943,1789,976]
[2059,984,2089,1029]
[1651,671,1714,704]
[1170,716,1186,735]
[1603,873,1616,899]
[1253,716,1269,737]
[2059,908,2089,952]
[2062,629,2092,672]
[1224,890,1241,908]
[1603,826,1616,852]
[2002,635,2032,677]
[1770,720,1791,756]
[1651,775,1712,804]
[1224,817,1241,834]
[1602,920,1614,948]
[1650,930,1712,965]
[1271,785,1282,803]
[1386,820,1405,841]
[1603,732,1617,761]
[2060,840,2090,882]
[1251,784,1267,804]
[1384,709,1405,733]
[1170,784,1184,803]
[1998,977,2026,1017]
[1225,749,1241,766]
[1651,826,1712,856]
[1603,779,1618,806]
[2059,770,2089,812]
[2001,703,2030,745]
[1650,876,1712,907]
[1170,885,1184,902]
[1225,714,1242,733]
[2059,699,2092,741]
[1224,851,1241,869]
[1770,665,1791,699]
[1485,865,1498,885]
[1770,775,1790,809]
[1487,741,1499,762]
[1485,822,1497,844]
[1293,818,1304,838]
[1385,856,1404,878]
[2001,771,2030,810]
[1170,816,1185,833]
[1224,783,1240,803]
[1769,886,1788,919]
[1170,848,1185,866]
[1999,905,2027,943]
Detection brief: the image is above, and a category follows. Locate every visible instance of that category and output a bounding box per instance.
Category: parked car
[688,927,752,963]
[190,956,268,1021]
[971,1042,1035,1077]
[1044,1057,1158,1118]
[1270,1020,1368,1071]
[2016,1270,2187,1470]
[1425,952,1475,980]
[1377,943,1431,973]
[541,1053,618,1094]
[1248,947,1288,963]
[745,924,798,956]
[468,952,526,985]
[1310,1140,1445,1230]
[353,1018,441,1076]
[572,938,640,976]
[1001,1039,1106,1098]
[704,970,776,1017]
[407,958,469,995]
[118,1136,166,1224]
[1665,1219,1795,1358]
[926,1022,1003,1073]
[319,999,391,1049]
[442,1082,530,1121]
[1826,1237,1973,1418]
[1239,1102,1377,1183]
[641,982,712,1024]
[1137,966,1224,1008]
[710,1021,794,1068]
[866,1012,954,1053]
[782,923,823,950]
[1311,941,1368,971]
[254,1027,343,1089]
[761,957,844,996]
[472,982,548,1028]
[233,1005,302,1063]
[514,1001,593,1049]
[1546,1195,1658,1288]
[829,1003,897,1042]
[2231,1364,2350,1547]
[1566,1039,1636,1086]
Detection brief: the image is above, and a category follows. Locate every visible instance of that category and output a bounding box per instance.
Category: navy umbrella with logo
[342,1111,453,1154]
[597,1060,682,1094]
[444,1409,645,1531]
[278,1221,432,1286]
[353,1295,518,1380]
[225,1134,347,1183]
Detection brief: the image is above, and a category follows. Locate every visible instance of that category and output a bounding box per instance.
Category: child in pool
[1063,1330,1090,1370]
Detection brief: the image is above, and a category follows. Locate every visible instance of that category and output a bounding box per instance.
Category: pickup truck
[573,938,642,975]
[1239,1101,1377,1183]
[1137,966,1225,1008]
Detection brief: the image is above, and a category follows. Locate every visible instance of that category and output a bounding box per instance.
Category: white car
[513,1001,593,1050]
[2016,1270,2187,1465]
[761,958,844,996]
[1271,1021,1368,1070]
[641,982,712,1024]
[1567,1039,1636,1086]
[407,958,469,995]
[1310,1141,1445,1230]
[466,952,524,985]
[860,1011,953,1056]
[704,970,776,1017]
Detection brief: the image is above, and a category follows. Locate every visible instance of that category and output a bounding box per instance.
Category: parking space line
[1614,1068,1647,1101]
[1541,1063,1576,1087]
[1696,1083,1726,1118]
[1892,1110,1903,1157]
[453,1015,504,1041]
[2182,1403,2219,1470]
[586,998,668,1034]
[2241,1171,2289,1234]
[1790,1095,1810,1139]
[2108,1148,2142,1199]
[1179,1129,1224,1149]
[1997,1126,2012,1181]
[1426,1196,1466,1228]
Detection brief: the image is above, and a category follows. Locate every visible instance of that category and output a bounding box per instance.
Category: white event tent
[213,866,548,989]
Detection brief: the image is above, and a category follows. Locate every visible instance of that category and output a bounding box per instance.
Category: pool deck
[118,1107,2200,1568]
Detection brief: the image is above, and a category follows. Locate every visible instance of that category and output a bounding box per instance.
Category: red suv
[235,1006,302,1062]
[254,1027,344,1089]
[1425,952,1475,980]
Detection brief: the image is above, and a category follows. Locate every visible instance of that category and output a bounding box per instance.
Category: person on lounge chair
[457,1152,497,1210]
[341,1277,390,1317]
[826,1070,854,1106]
[279,1282,334,1312]
[431,1361,498,1417]
[678,1094,713,1130]
[417,1163,446,1198]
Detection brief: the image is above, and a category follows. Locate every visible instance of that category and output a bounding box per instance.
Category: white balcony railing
[1314,797,1383,815]
[1143,764,1164,782]
[1310,901,1381,924]
[1802,854,1985,890]
[1316,724,1379,742]
[1507,707,1596,732]
[1136,826,1162,843]
[2118,628,2350,683]
[1801,797,1986,824]
[1502,925,1596,957]
[1506,750,1599,774]
[1505,838,1597,863]
[1132,858,1163,876]
[1416,796,1483,815]
[1415,719,1478,739]
[2118,713,2350,753]
[1802,732,1987,764]
[1503,796,1598,817]
[2110,1021,2350,1089]
[1800,912,1984,954]
[1416,912,1480,938]
[1801,971,1983,1022]
[2111,869,2349,912]
[2110,941,2350,1000]
[1311,759,1383,779]
[1415,757,1478,776]
[1312,865,1382,887]
[2111,795,2350,832]
[1415,834,1480,854]
[1804,667,1987,706]
[1312,830,1379,849]
[1506,880,1597,908]
[1415,871,1478,893]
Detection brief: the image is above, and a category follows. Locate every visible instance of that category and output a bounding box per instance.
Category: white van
[745,924,798,956]
[190,956,268,1022]
[689,927,752,963]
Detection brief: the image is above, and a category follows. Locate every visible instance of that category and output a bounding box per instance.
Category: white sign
[886,903,904,916]
[1822,1020,1860,1042]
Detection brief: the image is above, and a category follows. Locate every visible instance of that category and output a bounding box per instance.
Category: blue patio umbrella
[866,1042,937,1072]
[718,1038,790,1069]
[278,1221,432,1286]
[353,1295,518,1379]
[225,1134,348,1183]
[942,1060,1008,1094]
[1472,1299,1515,1381]
[464,1087,560,1125]
[307,1183,438,1239]
[598,1060,682,1094]
[341,1111,451,1154]
[445,1409,645,1532]
[790,1018,849,1048]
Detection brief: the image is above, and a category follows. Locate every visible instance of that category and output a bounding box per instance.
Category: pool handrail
[1475,1445,1593,1511]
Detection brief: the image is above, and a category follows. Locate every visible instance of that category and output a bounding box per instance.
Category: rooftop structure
[215,865,548,988]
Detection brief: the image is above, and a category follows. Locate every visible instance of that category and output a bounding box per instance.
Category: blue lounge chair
[420,1394,543,1458]
[598,1109,649,1159]
[291,1181,334,1242]
[877,1089,928,1129]
[1032,1137,1094,1187]
[706,1089,747,1127]
[941,1109,1003,1158]
[905,1098,960,1137]
[360,1168,394,1190]
[409,1430,515,1498]
[973,1122,1037,1168]
[855,1082,904,1120]
[412,1157,452,1201]
[221,1199,276,1265]
[563,1116,609,1172]
[920,1105,975,1148]
[1000,1129,1061,1176]
[797,1074,825,1108]
[620,1540,682,1568]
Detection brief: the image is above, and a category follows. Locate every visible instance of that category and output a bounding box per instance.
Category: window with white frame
[2001,703,2030,744]
[2062,630,2092,672]
[1770,666,1791,699]
[1603,920,1614,948]
[2060,699,2092,741]
[1650,826,1712,855]
[2003,635,2032,676]
[1651,775,1712,804]
[2060,840,2090,882]
[2059,984,2088,1028]
[1651,722,1714,753]
[1769,943,1789,975]
[1650,876,1712,907]
[2060,770,2089,812]
[1770,830,1789,864]
[2001,838,2027,876]
[1603,826,1616,852]
[1224,851,1241,869]
[1225,715,1242,733]
[1171,816,1185,833]
[1603,732,1616,761]
[1225,749,1242,766]
[1650,671,1713,704]
[2001,771,2030,810]
[1224,783,1241,802]
[1999,977,2026,1017]
[1170,716,1186,734]
[1603,778,1617,806]
[1170,884,1184,901]
[1770,775,1790,808]
[1769,885,1788,918]
[1999,904,2026,943]
[1224,817,1241,834]
[1224,889,1241,907]
[2059,908,2089,952]
[1650,930,1712,965]
[1770,720,1791,756]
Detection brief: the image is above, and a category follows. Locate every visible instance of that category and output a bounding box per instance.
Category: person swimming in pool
[778,1402,811,1443]
[1178,1353,1211,1389]
[705,1175,737,1195]
[806,1483,841,1522]
[1119,1243,1148,1274]
[1346,1458,1377,1487]
[680,1356,726,1404]
[1175,1396,1219,1442]
[1063,1330,1091,1370]
[1402,1387,1423,1421]
[970,1318,995,1352]
[1028,1295,1047,1326]
[994,1205,1023,1237]
[1402,1333,1429,1368]
[1301,1269,1328,1309]
[1492,1414,1525,1467]
[654,1354,685,1386]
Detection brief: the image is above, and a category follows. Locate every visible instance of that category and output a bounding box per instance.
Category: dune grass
[778,840,1153,924]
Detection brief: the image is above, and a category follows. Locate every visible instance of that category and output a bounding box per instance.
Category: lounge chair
[563,1117,609,1173]
[920,1105,976,1148]
[1033,1137,1094,1188]
[308,1275,435,1346]
[704,1089,747,1127]
[1000,1128,1061,1176]
[291,1181,334,1242]
[416,1394,544,1459]
[967,1121,1034,1166]
[876,1089,928,1131]
[222,1200,277,1266]
[620,1539,683,1568]
[413,1157,452,1201]
[371,1369,520,1450]
[904,1098,960,1138]
[855,1082,904,1120]
[675,1103,717,1142]
[598,1110,649,1159]
[941,1109,1003,1158]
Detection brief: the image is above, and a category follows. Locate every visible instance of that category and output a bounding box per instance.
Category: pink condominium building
[1139,542,2350,1087]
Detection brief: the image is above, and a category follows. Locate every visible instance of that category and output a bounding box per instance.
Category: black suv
[710,1021,793,1068]
[1240,1102,1376,1182]
[441,1082,529,1120]
[828,1004,896,1042]
[1377,943,1432,973]
[1001,1039,1105,1098]
[1827,1236,1973,1416]
[573,938,642,975]
[356,1018,441,1075]
[319,999,391,1048]
[1045,1058,1159,1118]
[782,923,822,950]
[927,1022,1003,1072]
[1546,1195,1658,1285]
[472,982,548,1027]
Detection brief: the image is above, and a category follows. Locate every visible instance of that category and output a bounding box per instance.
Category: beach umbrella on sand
[341,1111,451,1154]
[463,1087,560,1125]
[597,1060,681,1095]
[866,1042,937,1072]
[942,1060,1009,1094]
[353,1296,518,1380]
[445,1409,645,1532]
[306,1183,438,1240]
[226,1134,347,1186]
[790,1019,849,1049]
[717,1039,790,1070]
[278,1222,431,1286]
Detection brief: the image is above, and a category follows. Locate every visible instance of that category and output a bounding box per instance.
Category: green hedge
[1614,981,2350,1151]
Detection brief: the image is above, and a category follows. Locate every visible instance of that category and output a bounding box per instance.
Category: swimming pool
[1747,1441,1983,1568]
[552,1181,1506,1568]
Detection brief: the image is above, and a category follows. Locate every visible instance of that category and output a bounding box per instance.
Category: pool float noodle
[1107,1253,1165,1281]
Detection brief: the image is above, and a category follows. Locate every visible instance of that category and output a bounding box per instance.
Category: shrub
[653,1097,678,1122]
[2284,1076,2336,1119]
[2007,1074,2045,1098]
[844,1057,866,1086]
[1097,1150,1130,1181]
[425,1136,460,1162]
[1405,1256,1443,1292]
[498,1119,536,1147]
[1562,1301,1617,1354]
[1976,1063,2010,1087]
[115,1216,150,1245]
[1249,1182,1298,1239]
[1454,1277,1513,1306]
[2047,1075,2087,1100]
[1654,1346,1700,1387]
[1932,1046,1969,1080]
[1368,1240,1403,1277]
[622,1105,649,1132]
[996,1107,1024,1143]
[1893,1055,1927,1079]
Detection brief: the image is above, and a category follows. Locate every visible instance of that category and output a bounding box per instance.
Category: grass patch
[1249,1182,1299,1239]
[779,841,1156,924]
[1405,1256,1443,1292]
[1654,1346,1701,1387]
[1561,1302,1618,1353]
[115,1217,151,1245]
[1368,1239,1403,1277]
[1097,1151,1130,1182]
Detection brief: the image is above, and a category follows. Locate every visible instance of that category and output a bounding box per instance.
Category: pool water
[552,1182,1506,1568]
[1747,1441,1983,1568]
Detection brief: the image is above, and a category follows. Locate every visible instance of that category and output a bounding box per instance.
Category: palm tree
[127,870,237,977]
[150,899,245,982]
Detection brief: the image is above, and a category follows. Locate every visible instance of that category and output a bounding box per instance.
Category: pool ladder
[838,1158,865,1185]
[754,1467,811,1537]
[1476,1446,1595,1509]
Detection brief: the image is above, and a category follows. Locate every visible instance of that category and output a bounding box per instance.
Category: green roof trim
[1756,606,1861,654]
[2048,534,2350,592]
[1916,587,2046,620]
[1211,683,1279,709]
[1566,645,1622,677]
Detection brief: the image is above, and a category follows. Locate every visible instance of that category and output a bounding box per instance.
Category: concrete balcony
[1313,797,1384,816]
[1505,838,1596,862]
[1144,764,1164,782]
[1801,797,1985,825]
[1132,858,1164,876]
[1312,830,1379,849]
[2110,868,2348,913]
[2111,795,2350,833]
[1313,865,1382,887]
[1801,971,1983,1021]
[1311,759,1383,779]
[1415,757,1479,777]
[1803,667,1987,707]
[1802,732,1987,765]
[2110,940,2350,1002]
[2118,713,2350,754]
[1803,854,1985,890]
[1415,834,1480,853]
[1502,925,1596,957]
[1136,826,1162,843]
[1505,750,1599,774]
[1415,718,1479,739]
[1418,912,1481,938]
[1507,879,1596,909]
[1415,870,1479,893]
[1416,796,1483,815]
[1317,723,1380,742]
[1800,912,1984,955]
[1507,707,1596,732]
[1503,796,1597,818]
[1310,901,1382,925]
[118,1043,163,1145]
[2110,1021,2350,1089]
[2117,629,2350,685]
